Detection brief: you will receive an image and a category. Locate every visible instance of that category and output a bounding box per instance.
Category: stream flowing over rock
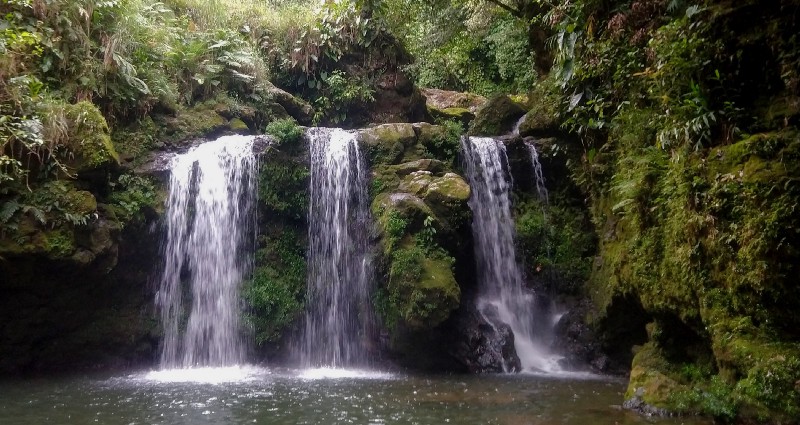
[156,135,258,368]
[461,136,563,373]
[300,128,375,368]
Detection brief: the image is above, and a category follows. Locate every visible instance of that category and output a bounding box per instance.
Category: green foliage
[386,1,537,95]
[264,118,303,145]
[484,16,538,93]
[243,230,306,345]
[310,70,374,125]
[258,153,309,219]
[107,174,158,226]
[515,196,594,290]
[1,180,99,243]
[669,376,738,421]
[383,240,458,329]
[383,209,408,248]
[419,120,462,165]
[415,215,437,252]
[265,0,389,125]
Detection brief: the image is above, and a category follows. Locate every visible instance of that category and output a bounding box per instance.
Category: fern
[22,205,47,225]
[666,0,686,13]
[0,200,21,223]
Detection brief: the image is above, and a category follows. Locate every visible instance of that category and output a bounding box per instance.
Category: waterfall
[301,128,373,368]
[525,141,549,204]
[461,136,561,373]
[156,135,257,369]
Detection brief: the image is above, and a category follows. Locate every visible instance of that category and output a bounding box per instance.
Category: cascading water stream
[461,136,562,373]
[300,128,373,368]
[156,135,257,369]
[525,141,549,205]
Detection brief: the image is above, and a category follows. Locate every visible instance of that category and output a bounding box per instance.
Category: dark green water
[0,366,710,425]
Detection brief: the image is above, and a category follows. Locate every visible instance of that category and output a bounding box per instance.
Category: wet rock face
[0,221,161,375]
[552,304,618,374]
[422,88,487,127]
[449,305,521,373]
[468,94,527,137]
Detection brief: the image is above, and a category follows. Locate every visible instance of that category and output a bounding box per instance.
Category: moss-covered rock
[243,228,306,346]
[365,121,472,357]
[586,126,800,422]
[373,192,435,236]
[424,172,470,205]
[228,118,250,132]
[428,106,475,127]
[625,342,687,411]
[468,94,527,136]
[516,104,559,137]
[40,101,120,174]
[393,159,446,176]
[359,123,417,164]
[381,242,460,330]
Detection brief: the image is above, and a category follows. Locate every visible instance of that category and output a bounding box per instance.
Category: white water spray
[156,135,257,369]
[461,136,562,373]
[300,128,373,368]
[525,141,549,204]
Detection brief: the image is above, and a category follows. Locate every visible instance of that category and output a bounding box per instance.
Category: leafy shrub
[264,118,303,145]
[243,231,306,344]
[107,174,158,226]
[420,120,463,164]
[383,209,408,248]
[311,70,374,125]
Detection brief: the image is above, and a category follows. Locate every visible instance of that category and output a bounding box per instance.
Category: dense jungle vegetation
[1,0,799,423]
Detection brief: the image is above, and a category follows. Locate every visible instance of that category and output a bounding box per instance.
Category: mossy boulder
[394,159,445,176]
[228,118,250,132]
[383,243,460,330]
[516,103,559,137]
[424,172,470,206]
[158,102,229,144]
[428,106,475,127]
[373,192,435,236]
[41,101,120,174]
[395,171,470,229]
[624,342,687,410]
[469,94,527,136]
[359,123,417,164]
[370,143,470,338]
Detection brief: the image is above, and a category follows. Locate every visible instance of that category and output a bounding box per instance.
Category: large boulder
[422,88,487,113]
[449,305,521,373]
[423,88,487,127]
[40,101,120,176]
[358,123,417,164]
[469,94,527,136]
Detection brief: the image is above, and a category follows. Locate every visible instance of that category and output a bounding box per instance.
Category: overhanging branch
[483,0,523,18]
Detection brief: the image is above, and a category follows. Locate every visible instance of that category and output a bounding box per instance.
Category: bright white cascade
[156,135,257,369]
[461,136,562,373]
[525,140,549,204]
[301,128,373,368]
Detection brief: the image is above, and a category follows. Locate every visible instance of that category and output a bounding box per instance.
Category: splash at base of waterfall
[462,136,564,374]
[143,365,266,384]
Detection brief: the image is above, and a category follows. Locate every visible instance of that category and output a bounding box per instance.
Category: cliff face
[526,1,800,422]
